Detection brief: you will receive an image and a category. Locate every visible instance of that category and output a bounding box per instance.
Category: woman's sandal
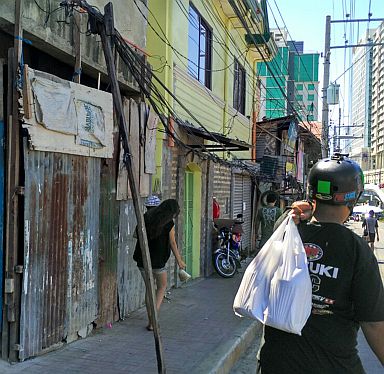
[146,325,154,331]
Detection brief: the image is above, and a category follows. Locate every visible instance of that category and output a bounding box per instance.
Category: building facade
[348,29,375,170]
[257,29,319,123]
[145,0,276,277]
[361,21,384,184]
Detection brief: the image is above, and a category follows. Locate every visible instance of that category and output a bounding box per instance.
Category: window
[307,115,314,121]
[296,84,303,91]
[296,95,303,101]
[308,83,315,90]
[308,104,314,111]
[188,4,212,88]
[233,59,246,114]
[308,94,315,101]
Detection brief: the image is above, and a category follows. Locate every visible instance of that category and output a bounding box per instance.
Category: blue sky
[268,0,384,125]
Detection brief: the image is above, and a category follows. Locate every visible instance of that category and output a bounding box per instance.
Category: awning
[178,121,251,152]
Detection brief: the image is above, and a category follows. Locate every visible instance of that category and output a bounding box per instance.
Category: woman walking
[133,197,186,331]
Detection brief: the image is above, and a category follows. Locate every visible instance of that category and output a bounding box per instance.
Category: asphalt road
[230,220,384,374]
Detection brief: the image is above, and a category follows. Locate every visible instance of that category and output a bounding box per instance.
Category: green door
[184,171,194,274]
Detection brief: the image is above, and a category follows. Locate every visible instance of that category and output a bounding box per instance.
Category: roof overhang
[178,121,251,152]
[256,115,296,130]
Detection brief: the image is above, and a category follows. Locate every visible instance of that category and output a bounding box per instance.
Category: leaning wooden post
[98,3,166,373]
[3,0,23,361]
[73,11,82,84]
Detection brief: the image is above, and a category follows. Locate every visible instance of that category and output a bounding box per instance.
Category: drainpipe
[252,60,261,162]
[222,18,231,160]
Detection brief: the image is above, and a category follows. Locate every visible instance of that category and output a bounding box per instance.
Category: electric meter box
[327,83,340,105]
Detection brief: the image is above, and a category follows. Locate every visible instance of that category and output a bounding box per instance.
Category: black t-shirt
[260,221,384,374]
[133,220,174,269]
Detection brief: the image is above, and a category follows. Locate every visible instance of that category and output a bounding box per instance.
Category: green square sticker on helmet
[317,180,331,194]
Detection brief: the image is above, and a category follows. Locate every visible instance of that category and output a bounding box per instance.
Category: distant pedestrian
[256,192,282,249]
[362,209,379,252]
[133,198,186,331]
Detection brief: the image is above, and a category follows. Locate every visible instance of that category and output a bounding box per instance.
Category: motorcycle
[213,215,246,278]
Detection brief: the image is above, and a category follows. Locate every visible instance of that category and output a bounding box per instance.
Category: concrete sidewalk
[1,221,382,374]
[0,271,260,374]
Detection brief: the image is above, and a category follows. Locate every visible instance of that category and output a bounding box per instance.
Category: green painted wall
[184,163,202,277]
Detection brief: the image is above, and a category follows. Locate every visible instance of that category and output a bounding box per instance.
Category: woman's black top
[133,220,174,269]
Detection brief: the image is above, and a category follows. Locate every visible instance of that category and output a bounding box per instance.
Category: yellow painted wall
[146,0,266,161]
[146,0,269,276]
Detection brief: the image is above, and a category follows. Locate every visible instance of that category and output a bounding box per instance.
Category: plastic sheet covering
[31,75,77,135]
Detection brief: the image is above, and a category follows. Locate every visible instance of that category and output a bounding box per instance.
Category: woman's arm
[169,227,186,269]
[361,321,384,366]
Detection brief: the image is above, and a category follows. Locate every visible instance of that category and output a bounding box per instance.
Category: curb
[192,319,262,374]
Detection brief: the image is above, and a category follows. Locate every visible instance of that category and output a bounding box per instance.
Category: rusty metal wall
[117,200,145,318]
[20,147,100,360]
[97,158,119,327]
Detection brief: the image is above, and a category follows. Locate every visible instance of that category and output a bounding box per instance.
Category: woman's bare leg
[153,271,167,311]
[145,271,167,330]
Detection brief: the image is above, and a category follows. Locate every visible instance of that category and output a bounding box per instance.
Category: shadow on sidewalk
[0,269,258,374]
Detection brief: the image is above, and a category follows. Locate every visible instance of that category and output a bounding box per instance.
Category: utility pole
[59,1,167,372]
[98,4,166,372]
[321,15,384,158]
[3,0,23,362]
[321,15,331,157]
[337,107,341,151]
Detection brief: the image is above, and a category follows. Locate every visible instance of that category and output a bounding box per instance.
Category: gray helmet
[145,195,161,207]
[307,153,364,209]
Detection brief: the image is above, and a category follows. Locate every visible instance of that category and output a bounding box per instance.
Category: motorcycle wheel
[214,253,237,278]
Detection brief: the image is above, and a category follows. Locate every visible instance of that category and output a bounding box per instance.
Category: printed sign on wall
[23,68,114,158]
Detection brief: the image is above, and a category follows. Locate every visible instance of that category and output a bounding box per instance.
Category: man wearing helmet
[258,154,384,373]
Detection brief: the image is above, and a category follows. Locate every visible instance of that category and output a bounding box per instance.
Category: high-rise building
[257,29,319,122]
[292,53,319,121]
[371,22,384,172]
[349,29,375,170]
[287,40,304,54]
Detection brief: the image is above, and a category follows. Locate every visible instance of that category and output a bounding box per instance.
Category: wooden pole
[3,0,23,361]
[99,3,166,373]
[73,11,82,84]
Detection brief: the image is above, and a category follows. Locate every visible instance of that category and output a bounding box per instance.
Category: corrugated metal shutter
[20,149,100,360]
[232,173,252,252]
[242,176,252,252]
[232,173,243,218]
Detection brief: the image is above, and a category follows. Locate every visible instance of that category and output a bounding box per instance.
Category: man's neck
[311,215,342,224]
[312,210,345,224]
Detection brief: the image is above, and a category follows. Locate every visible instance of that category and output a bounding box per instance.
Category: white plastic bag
[233,217,312,335]
[233,218,288,321]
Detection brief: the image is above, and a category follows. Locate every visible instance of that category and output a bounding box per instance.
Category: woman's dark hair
[144,199,180,239]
